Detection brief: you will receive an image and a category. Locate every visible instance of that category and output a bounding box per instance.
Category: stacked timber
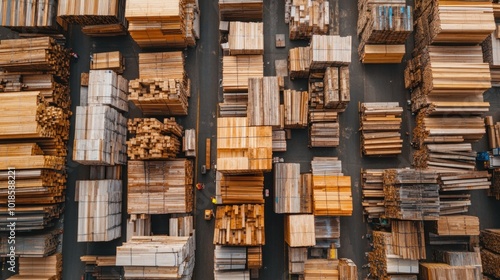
[0,0,57,30]
[126,214,151,241]
[482,229,500,278]
[274,163,312,213]
[127,160,193,214]
[182,128,196,157]
[309,35,352,70]
[304,259,339,279]
[283,89,308,128]
[391,220,426,260]
[289,247,307,275]
[219,92,248,117]
[76,180,121,242]
[289,47,310,79]
[360,45,406,64]
[492,169,500,200]
[430,215,479,236]
[315,216,340,239]
[227,21,263,55]
[80,255,118,279]
[288,0,330,40]
[222,55,263,92]
[383,169,440,220]
[213,204,265,246]
[285,214,316,247]
[435,251,482,279]
[247,77,280,127]
[439,193,471,216]
[215,172,264,204]
[169,215,193,237]
[0,230,61,257]
[116,234,195,279]
[482,28,500,87]
[90,51,125,73]
[127,118,182,160]
[247,246,262,269]
[214,271,251,280]
[360,102,403,156]
[219,0,262,21]
[338,259,358,280]
[321,66,350,110]
[216,117,272,174]
[129,52,190,116]
[438,171,491,191]
[272,130,287,152]
[8,253,62,280]
[214,246,246,270]
[309,112,340,147]
[419,263,477,280]
[413,143,478,172]
[361,169,385,219]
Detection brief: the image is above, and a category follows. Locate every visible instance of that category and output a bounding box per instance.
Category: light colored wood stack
[391,220,426,260]
[319,66,350,110]
[216,117,272,174]
[289,47,310,79]
[116,233,195,279]
[214,270,251,280]
[214,246,246,270]
[309,35,352,70]
[0,230,60,257]
[315,216,340,239]
[76,180,122,242]
[289,247,307,275]
[360,102,403,156]
[360,45,406,64]
[338,258,357,280]
[81,255,117,267]
[8,253,62,280]
[272,130,287,152]
[222,55,263,92]
[439,193,471,216]
[169,215,193,237]
[219,92,248,117]
[127,159,193,214]
[419,263,477,280]
[0,0,57,29]
[127,118,182,160]
[228,21,263,55]
[482,26,500,87]
[57,0,126,27]
[361,169,385,219]
[284,89,309,128]
[91,51,125,74]
[482,229,500,278]
[247,77,280,127]
[126,214,151,241]
[438,171,491,191]
[431,215,479,236]
[274,163,312,213]
[288,0,330,40]
[413,143,478,172]
[309,119,340,147]
[285,214,316,247]
[219,0,262,21]
[215,172,264,204]
[213,204,265,246]
[247,246,262,269]
[304,259,339,279]
[182,128,196,157]
[436,251,482,279]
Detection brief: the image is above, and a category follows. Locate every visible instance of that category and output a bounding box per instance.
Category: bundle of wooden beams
[419,263,477,280]
[90,51,125,74]
[309,35,352,70]
[283,89,308,128]
[482,229,500,278]
[391,220,426,260]
[285,214,316,247]
[129,52,189,116]
[214,270,251,280]
[482,29,500,87]
[440,193,471,216]
[361,169,384,219]
[309,113,340,147]
[413,0,495,52]
[315,216,340,239]
[360,44,406,64]
[413,143,478,172]
[215,172,264,204]
[214,246,246,271]
[247,77,280,127]
[275,163,312,213]
[75,180,122,242]
[304,259,339,279]
[320,66,350,110]
[435,251,482,279]
[430,215,479,236]
[0,230,61,257]
[116,234,195,279]
[126,214,151,241]
[8,253,62,280]
[213,204,265,246]
[216,117,272,174]
[57,0,126,27]
[182,128,196,157]
[247,246,262,269]
[485,116,500,150]
[289,47,310,79]
[491,169,500,200]
[360,102,403,156]
[383,169,440,220]
[222,55,263,92]
[219,92,248,117]
[438,171,491,191]
[81,254,117,266]
[289,247,307,275]
[127,118,182,160]
[169,215,193,237]
[218,0,262,21]
[272,130,287,152]
[338,259,358,280]
[287,0,330,40]
[0,0,57,29]
[127,159,193,214]
[227,21,263,55]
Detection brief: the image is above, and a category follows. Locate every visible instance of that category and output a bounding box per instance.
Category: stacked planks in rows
[227,21,263,55]
[214,271,251,280]
[285,214,316,247]
[272,130,287,152]
[482,24,500,87]
[439,193,471,216]
[127,118,182,160]
[438,171,491,191]
[219,0,262,21]
[90,51,125,74]
[361,169,385,219]
[391,220,426,260]
[309,111,339,147]
[213,204,265,246]
[360,102,403,156]
[247,77,280,127]
[127,159,193,214]
[215,172,264,204]
[126,214,151,241]
[309,35,352,70]
[309,66,350,111]
[0,229,61,257]
[129,52,190,116]
[283,89,308,128]
[413,143,478,172]
[7,253,62,280]
[75,180,122,242]
[216,117,272,174]
[288,247,307,275]
[492,168,500,200]
[125,0,199,48]
[485,115,500,150]
[288,47,310,79]
[419,263,478,280]
[182,128,196,157]
[303,259,340,279]
[169,215,194,237]
[315,216,340,240]
[80,255,120,280]
[430,215,480,236]
[274,163,312,213]
[219,92,248,117]
[214,246,246,270]
[116,234,195,279]
[222,55,263,92]
[287,0,330,40]
[481,229,500,279]
[435,251,483,279]
[0,0,57,30]
[338,258,358,280]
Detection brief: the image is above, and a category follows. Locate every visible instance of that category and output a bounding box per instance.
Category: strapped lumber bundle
[287,0,330,40]
[247,246,262,269]
[219,0,262,21]
[90,51,125,74]
[285,214,316,247]
[8,253,62,280]
[391,220,426,260]
[272,130,287,152]
[338,258,358,280]
[304,259,339,279]
[283,89,309,128]
[315,216,340,239]
[216,117,272,174]
[309,35,352,70]
[274,163,312,213]
[481,229,500,254]
[289,47,310,79]
[126,214,151,241]
[0,229,61,257]
[116,234,195,279]
[360,102,403,156]
[222,55,263,92]
[215,172,264,204]
[439,193,471,216]
[481,229,500,278]
[182,128,196,157]
[127,118,182,160]
[383,169,440,220]
[129,52,190,116]
[361,169,385,219]
[438,171,491,191]
[289,247,307,275]
[169,215,193,237]
[309,113,340,147]
[435,251,482,279]
[213,204,265,246]
[227,21,263,55]
[0,0,57,30]
[413,143,478,172]
[430,215,480,236]
[75,180,122,242]
[247,77,280,127]
[322,66,350,110]
[219,92,248,117]
[214,246,246,270]
[360,44,406,64]
[419,263,477,280]
[127,159,193,214]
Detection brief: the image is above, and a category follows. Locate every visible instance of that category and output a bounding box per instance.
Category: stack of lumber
[222,55,263,92]
[272,130,287,152]
[383,169,440,220]
[285,214,316,247]
[127,118,182,160]
[213,204,265,246]
[214,270,251,280]
[439,193,471,216]
[338,259,357,280]
[308,113,340,147]
[315,216,340,239]
[283,89,308,128]
[436,251,482,279]
[274,163,312,213]
[247,246,262,269]
[289,47,310,79]
[129,52,190,116]
[227,21,263,55]
[214,246,246,270]
[289,247,307,275]
[125,0,199,48]
[215,172,264,204]
[309,112,338,122]
[316,66,350,110]
[90,51,125,74]
[309,35,352,70]
[430,215,480,236]
[126,214,151,241]
[413,143,478,171]
[485,116,500,150]
[127,159,193,214]
[360,102,403,156]
[482,29,500,86]
[288,0,330,40]
[491,169,500,200]
[219,92,248,117]
[361,169,385,219]
[438,171,491,191]
[216,117,272,174]
[0,0,57,29]
[76,180,122,242]
[0,230,60,257]
[481,229,500,279]
[116,234,195,279]
[391,220,426,260]
[219,0,262,21]
[182,128,196,157]
[304,259,339,279]
[8,253,62,280]
[247,77,280,127]
[360,45,406,64]
[81,255,117,266]
[419,263,477,280]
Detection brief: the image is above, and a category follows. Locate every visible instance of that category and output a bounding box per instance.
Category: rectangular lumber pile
[274,163,312,213]
[304,259,339,279]
[127,159,193,214]
[126,214,151,241]
[492,169,500,200]
[413,143,478,172]
[127,118,182,160]
[289,247,307,275]
[214,246,246,270]
[76,180,122,242]
[360,44,406,64]
[383,169,440,220]
[57,0,125,25]
[289,47,310,79]
[438,171,491,191]
[0,230,60,257]
[321,66,350,110]
[391,220,426,260]
[482,28,500,73]
[8,253,62,280]
[283,89,308,128]
[361,169,385,219]
[435,251,482,279]
[482,248,500,279]
[169,215,193,237]
[219,92,248,117]
[439,193,471,216]
[288,0,330,40]
[214,271,251,280]
[213,204,265,246]
[338,258,357,280]
[215,172,264,204]
[247,77,280,127]
[315,216,340,239]
[360,102,403,156]
[272,130,287,152]
[431,215,480,236]
[309,114,340,147]
[87,70,128,112]
[222,55,263,92]
[228,21,263,55]
[219,0,262,21]
[0,0,57,29]
[309,35,352,70]
[419,263,477,280]
[247,246,262,269]
[216,117,272,174]
[182,128,196,157]
[285,214,316,247]
[481,229,500,254]
[90,51,124,73]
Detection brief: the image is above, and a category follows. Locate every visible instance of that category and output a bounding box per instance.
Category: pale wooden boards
[315,216,340,239]
[214,270,251,280]
[438,171,491,191]
[274,163,312,213]
[182,128,196,157]
[283,89,308,128]
[90,51,125,73]
[288,247,307,275]
[8,253,62,280]
[214,246,246,271]
[310,35,352,69]
[289,47,310,79]
[214,204,265,246]
[247,77,280,127]
[216,172,264,204]
[285,214,316,247]
[431,215,480,236]
[219,0,262,21]
[219,92,248,117]
[126,214,151,241]
[419,263,477,280]
[413,143,478,172]
[435,251,482,279]
[287,0,330,40]
[57,0,123,25]
[304,259,339,279]
[0,0,57,28]
[222,55,263,92]
[169,215,194,237]
[272,130,287,152]
[228,21,263,55]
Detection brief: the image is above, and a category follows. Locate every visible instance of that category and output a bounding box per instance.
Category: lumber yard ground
[1,0,500,279]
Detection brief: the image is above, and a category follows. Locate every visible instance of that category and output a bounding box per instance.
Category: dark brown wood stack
[272,130,287,152]
[287,0,330,40]
[413,143,478,172]
[309,111,340,148]
[482,23,500,87]
[0,229,61,257]
[315,216,340,239]
[288,47,310,79]
[338,258,357,280]
[215,172,264,204]
[247,246,262,269]
[391,220,426,260]
[214,204,265,246]
[219,92,248,117]
[219,0,263,21]
[283,89,308,128]
[274,163,311,213]
[361,169,385,219]
[419,263,477,280]
[491,169,500,200]
[430,215,480,236]
[285,214,316,247]
[247,77,280,127]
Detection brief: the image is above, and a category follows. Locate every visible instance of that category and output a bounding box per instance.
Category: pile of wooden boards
[219,92,248,117]
[126,214,151,241]
[288,47,310,79]
[412,143,478,172]
[222,55,263,92]
[91,51,125,73]
[129,52,190,116]
[287,0,330,40]
[361,169,385,219]
[482,26,500,87]
[272,130,287,152]
[214,270,251,280]
[482,229,500,279]
[274,163,312,213]
[127,118,182,160]
[309,111,339,147]
[309,67,350,110]
[438,171,490,191]
[247,77,280,127]
[360,102,403,156]
[0,230,61,257]
[285,214,316,247]
[0,0,57,30]
[440,193,471,216]
[169,215,194,237]
[216,117,272,174]
[419,263,478,280]
[75,180,122,242]
[219,0,262,21]
[315,216,340,240]
[214,246,246,270]
[288,247,307,275]
[214,204,265,246]
[227,21,263,55]
[309,35,352,69]
[485,116,500,150]
[116,234,195,279]
[491,169,500,200]
[8,253,62,280]
[303,259,340,279]
[283,89,308,128]
[216,172,264,204]
[125,0,199,48]
[182,128,196,157]
[127,159,193,214]
[435,251,482,279]
[430,215,480,236]
[391,220,426,260]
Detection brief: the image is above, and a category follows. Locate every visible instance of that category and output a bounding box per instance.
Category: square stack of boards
[219,0,263,21]
[286,0,330,40]
[91,51,125,73]
[0,0,58,31]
